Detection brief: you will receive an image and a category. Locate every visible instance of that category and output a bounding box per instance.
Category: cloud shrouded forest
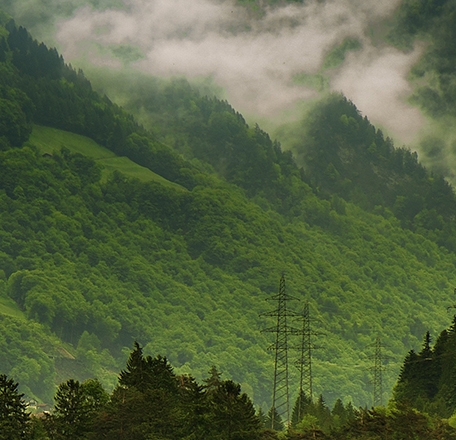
[1,0,456,418]
[4,0,451,183]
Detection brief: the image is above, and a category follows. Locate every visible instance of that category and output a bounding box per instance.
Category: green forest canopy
[0,7,455,413]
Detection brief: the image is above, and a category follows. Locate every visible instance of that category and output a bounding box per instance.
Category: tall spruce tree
[291,389,312,427]
[266,406,284,431]
[48,378,108,440]
[203,365,223,394]
[208,379,261,440]
[95,342,183,439]
[331,398,347,429]
[393,320,456,417]
[0,374,29,440]
[118,341,147,388]
[177,374,208,438]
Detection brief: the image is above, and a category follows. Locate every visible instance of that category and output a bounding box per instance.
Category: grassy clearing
[0,294,25,320]
[29,125,186,190]
[30,125,116,160]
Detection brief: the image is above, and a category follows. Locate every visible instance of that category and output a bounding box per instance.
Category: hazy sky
[31,0,426,145]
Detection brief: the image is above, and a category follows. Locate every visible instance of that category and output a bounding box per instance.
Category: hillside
[30,125,186,189]
[1,11,456,414]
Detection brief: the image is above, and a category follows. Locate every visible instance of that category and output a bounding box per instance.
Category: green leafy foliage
[1,21,201,192]
[46,378,108,440]
[88,71,311,216]
[329,405,456,440]
[286,93,456,251]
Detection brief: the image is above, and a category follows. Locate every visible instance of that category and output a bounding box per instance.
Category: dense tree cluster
[2,14,456,253]
[288,94,456,251]
[91,68,456,254]
[393,317,456,418]
[0,374,29,440]
[1,344,262,440]
[2,136,456,404]
[90,74,310,217]
[3,345,456,440]
[0,20,201,191]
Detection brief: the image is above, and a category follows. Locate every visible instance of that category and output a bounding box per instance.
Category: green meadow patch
[29,125,186,190]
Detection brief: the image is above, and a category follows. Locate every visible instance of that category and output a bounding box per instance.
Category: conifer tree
[344,401,357,424]
[178,374,208,438]
[95,342,183,439]
[435,317,456,414]
[393,349,421,405]
[314,395,332,431]
[257,406,268,428]
[394,331,441,411]
[291,389,312,427]
[0,374,29,440]
[208,379,261,440]
[331,398,347,428]
[418,331,439,401]
[118,341,147,388]
[49,378,108,440]
[203,365,222,394]
[266,406,284,431]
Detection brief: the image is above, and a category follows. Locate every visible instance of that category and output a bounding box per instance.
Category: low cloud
[4,0,427,146]
[52,0,419,128]
[331,44,425,144]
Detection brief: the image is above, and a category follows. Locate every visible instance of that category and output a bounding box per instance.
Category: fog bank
[29,0,426,144]
[0,0,433,146]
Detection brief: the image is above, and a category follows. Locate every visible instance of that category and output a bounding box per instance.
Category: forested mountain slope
[1,15,456,412]
[90,69,456,255]
[87,70,456,251]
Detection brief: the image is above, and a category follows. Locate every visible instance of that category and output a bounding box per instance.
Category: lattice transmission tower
[262,274,299,428]
[294,301,318,415]
[371,336,385,407]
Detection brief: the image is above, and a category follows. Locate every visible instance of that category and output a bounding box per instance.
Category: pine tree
[314,395,332,431]
[49,378,108,440]
[95,343,182,439]
[435,318,456,414]
[266,406,284,431]
[0,374,30,440]
[203,365,222,394]
[344,401,357,423]
[331,398,347,428]
[118,341,147,388]
[178,374,209,438]
[394,331,440,411]
[419,331,439,401]
[393,349,421,405]
[208,380,261,440]
[291,389,312,427]
[257,406,268,428]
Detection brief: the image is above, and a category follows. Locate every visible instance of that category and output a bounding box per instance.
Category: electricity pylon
[370,336,385,407]
[290,300,322,425]
[295,302,317,409]
[262,274,299,429]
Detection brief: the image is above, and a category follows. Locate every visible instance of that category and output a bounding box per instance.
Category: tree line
[3,340,456,439]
